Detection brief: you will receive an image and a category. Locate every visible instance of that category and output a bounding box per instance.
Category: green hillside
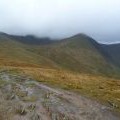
[102,43,120,67]
[0,33,119,77]
[28,34,119,76]
[0,34,57,68]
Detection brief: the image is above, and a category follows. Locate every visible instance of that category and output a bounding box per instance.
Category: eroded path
[0,71,119,120]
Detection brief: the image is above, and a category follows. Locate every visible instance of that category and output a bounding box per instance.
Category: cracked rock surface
[0,70,119,120]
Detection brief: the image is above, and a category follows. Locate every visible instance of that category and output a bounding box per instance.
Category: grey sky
[0,0,120,43]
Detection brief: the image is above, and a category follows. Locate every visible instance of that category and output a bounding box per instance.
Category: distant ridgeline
[0,32,120,78]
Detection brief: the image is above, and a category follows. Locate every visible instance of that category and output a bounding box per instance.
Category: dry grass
[1,66,120,112]
[16,67,120,112]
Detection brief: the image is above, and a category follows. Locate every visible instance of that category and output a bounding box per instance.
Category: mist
[0,0,120,43]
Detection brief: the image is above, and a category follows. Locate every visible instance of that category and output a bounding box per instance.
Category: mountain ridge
[0,32,120,78]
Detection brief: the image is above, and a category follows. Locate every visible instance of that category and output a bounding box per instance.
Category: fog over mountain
[0,0,120,43]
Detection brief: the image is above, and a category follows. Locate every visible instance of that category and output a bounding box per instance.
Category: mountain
[0,32,119,77]
[8,34,54,45]
[0,33,57,68]
[102,43,120,67]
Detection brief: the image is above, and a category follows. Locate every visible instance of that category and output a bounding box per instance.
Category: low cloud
[0,0,120,43]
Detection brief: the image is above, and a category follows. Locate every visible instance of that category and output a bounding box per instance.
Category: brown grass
[1,66,120,112]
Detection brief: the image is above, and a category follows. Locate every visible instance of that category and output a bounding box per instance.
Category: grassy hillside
[0,34,58,68]
[0,33,119,77]
[102,43,120,68]
[28,34,119,77]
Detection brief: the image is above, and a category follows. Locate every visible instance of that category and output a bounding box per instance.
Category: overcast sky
[0,0,120,43]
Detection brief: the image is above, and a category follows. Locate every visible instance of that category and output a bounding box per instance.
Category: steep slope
[102,43,120,67]
[0,32,119,77]
[29,34,118,76]
[0,34,58,68]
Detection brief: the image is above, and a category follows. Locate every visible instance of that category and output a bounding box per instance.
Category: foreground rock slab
[0,71,119,120]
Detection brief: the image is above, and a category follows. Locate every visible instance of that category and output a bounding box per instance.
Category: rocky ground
[0,70,119,120]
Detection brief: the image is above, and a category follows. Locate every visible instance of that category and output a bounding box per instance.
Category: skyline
[0,0,120,43]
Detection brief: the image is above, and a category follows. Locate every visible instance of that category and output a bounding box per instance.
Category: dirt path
[0,71,119,120]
